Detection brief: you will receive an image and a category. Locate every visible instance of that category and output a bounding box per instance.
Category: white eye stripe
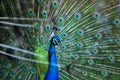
[53,38,58,45]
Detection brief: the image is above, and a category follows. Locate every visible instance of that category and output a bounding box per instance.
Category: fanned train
[0,0,120,80]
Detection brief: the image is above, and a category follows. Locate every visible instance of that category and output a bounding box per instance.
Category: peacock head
[52,27,60,35]
[51,35,61,46]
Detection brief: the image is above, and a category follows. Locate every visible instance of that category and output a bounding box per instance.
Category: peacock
[0,0,120,80]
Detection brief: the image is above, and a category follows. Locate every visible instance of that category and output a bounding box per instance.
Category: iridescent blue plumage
[45,35,60,80]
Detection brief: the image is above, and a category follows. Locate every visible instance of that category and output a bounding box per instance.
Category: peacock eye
[40,0,43,2]
[33,36,37,41]
[42,10,47,18]
[77,43,81,46]
[22,66,27,71]
[22,0,26,2]
[109,56,112,59]
[115,38,120,43]
[115,21,118,24]
[57,17,64,25]
[43,13,46,16]
[31,68,36,74]
[93,12,101,19]
[74,13,81,20]
[45,24,50,32]
[36,25,39,28]
[37,0,43,4]
[77,29,84,36]
[61,45,66,51]
[15,59,20,64]
[3,63,7,66]
[39,36,44,43]
[40,37,43,40]
[108,55,115,63]
[22,0,26,3]
[28,8,34,17]
[3,63,9,68]
[77,43,83,48]
[82,71,88,76]
[59,19,62,22]
[114,19,120,25]
[73,54,79,60]
[34,22,40,29]
[95,14,98,17]
[46,26,49,29]
[52,0,58,9]
[62,33,67,39]
[88,59,94,65]
[9,71,14,77]
[26,26,30,30]
[76,15,78,18]
[101,70,108,77]
[95,33,102,39]
[92,49,98,54]
[29,11,32,14]
[54,3,56,6]
[57,55,61,60]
